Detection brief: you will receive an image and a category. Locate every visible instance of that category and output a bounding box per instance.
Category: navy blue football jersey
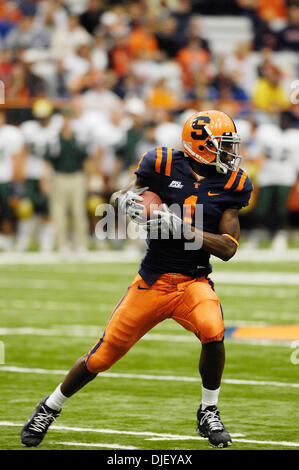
[135,147,253,285]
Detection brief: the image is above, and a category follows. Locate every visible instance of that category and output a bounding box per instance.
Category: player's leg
[49,174,69,252]
[0,183,15,251]
[33,180,56,252]
[70,172,88,254]
[21,275,175,447]
[270,185,291,250]
[172,277,231,448]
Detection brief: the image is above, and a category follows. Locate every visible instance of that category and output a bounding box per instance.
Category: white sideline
[1,365,298,388]
[1,421,298,448]
[1,249,299,264]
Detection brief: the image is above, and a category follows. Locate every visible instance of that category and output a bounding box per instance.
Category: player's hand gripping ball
[137,191,163,223]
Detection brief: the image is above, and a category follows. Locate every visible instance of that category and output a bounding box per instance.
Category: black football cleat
[21,396,60,447]
[196,405,232,448]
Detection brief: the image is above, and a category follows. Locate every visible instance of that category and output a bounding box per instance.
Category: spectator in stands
[184,74,211,110]
[146,78,180,111]
[177,38,211,89]
[50,13,91,61]
[223,43,257,95]
[170,0,192,47]
[82,71,123,118]
[62,43,103,94]
[277,2,299,51]
[99,9,130,45]
[0,1,20,39]
[18,0,37,17]
[114,71,144,100]
[255,0,287,22]
[237,0,279,50]
[5,14,51,50]
[110,34,131,79]
[79,0,103,35]
[35,0,68,31]
[252,62,289,115]
[6,56,46,98]
[92,33,109,72]
[185,15,211,54]
[127,18,159,59]
[155,16,182,59]
[208,58,250,111]
[0,48,14,89]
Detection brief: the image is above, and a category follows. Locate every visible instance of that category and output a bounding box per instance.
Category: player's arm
[194,208,240,262]
[179,207,239,261]
[152,205,240,262]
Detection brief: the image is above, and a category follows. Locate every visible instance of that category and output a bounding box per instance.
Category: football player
[0,110,24,250]
[16,99,61,252]
[245,111,299,250]
[21,110,253,448]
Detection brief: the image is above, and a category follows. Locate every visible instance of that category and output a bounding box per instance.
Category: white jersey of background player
[0,113,24,250]
[20,113,62,181]
[16,100,62,252]
[255,121,299,188]
[0,118,24,185]
[250,115,299,249]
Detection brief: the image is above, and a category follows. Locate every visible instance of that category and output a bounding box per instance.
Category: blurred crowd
[0,0,298,254]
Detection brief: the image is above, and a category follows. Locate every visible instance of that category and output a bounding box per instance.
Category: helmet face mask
[209,132,242,174]
[182,110,242,174]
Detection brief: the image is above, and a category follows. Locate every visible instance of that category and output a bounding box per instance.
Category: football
[139,190,163,221]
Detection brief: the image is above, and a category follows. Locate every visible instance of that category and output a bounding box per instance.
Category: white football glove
[117,187,149,220]
[146,203,184,239]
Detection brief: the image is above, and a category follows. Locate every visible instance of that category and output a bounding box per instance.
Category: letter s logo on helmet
[182,110,242,174]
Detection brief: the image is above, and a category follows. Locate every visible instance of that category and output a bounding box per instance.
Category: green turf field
[0,259,298,450]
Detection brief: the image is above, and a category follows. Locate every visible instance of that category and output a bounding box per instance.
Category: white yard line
[0,298,296,322]
[0,327,195,343]
[0,421,298,448]
[1,365,298,389]
[0,327,194,343]
[0,421,241,438]
[0,279,119,292]
[216,286,298,298]
[59,441,138,450]
[0,299,114,312]
[144,437,299,447]
[0,326,296,346]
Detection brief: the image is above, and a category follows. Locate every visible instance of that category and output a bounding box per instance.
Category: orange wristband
[222,233,239,247]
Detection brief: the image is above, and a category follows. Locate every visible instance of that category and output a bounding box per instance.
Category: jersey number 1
[184,195,198,224]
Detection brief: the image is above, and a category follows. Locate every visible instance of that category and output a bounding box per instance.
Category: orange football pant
[85,273,225,374]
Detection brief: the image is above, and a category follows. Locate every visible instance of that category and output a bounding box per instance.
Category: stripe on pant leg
[85,288,129,366]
